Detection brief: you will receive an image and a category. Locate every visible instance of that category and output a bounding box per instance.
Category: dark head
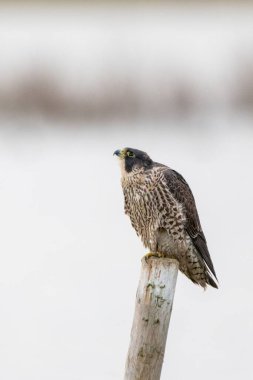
[114,147,153,174]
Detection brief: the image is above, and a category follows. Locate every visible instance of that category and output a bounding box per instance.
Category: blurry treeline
[0,63,253,120]
[0,2,253,121]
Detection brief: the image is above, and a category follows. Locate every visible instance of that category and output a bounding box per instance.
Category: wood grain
[124,257,179,380]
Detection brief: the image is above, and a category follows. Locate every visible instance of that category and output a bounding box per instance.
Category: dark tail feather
[207,272,218,289]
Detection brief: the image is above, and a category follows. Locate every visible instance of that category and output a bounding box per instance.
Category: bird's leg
[143,252,167,262]
[144,252,157,261]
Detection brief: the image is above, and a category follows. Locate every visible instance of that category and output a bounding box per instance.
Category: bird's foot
[143,252,167,263]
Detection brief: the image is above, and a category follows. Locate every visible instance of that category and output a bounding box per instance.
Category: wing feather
[162,167,218,281]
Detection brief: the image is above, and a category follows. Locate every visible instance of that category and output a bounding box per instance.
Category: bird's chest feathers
[122,177,149,217]
[122,170,163,222]
[123,179,159,245]
[122,169,161,214]
[122,170,185,250]
[124,183,149,215]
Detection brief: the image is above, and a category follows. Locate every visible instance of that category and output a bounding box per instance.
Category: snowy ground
[0,118,252,380]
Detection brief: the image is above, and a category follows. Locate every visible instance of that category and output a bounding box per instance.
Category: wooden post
[124,257,179,380]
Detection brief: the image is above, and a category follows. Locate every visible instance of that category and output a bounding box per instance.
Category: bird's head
[114,147,153,175]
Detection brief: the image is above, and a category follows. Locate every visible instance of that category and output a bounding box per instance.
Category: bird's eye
[127,151,135,158]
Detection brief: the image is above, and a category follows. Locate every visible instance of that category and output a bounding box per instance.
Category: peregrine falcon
[114,147,218,289]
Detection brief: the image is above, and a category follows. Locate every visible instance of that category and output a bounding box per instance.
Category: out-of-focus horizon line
[1,1,253,122]
[0,66,252,122]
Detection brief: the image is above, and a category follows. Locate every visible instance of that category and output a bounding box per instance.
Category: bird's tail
[206,271,218,289]
[180,258,218,289]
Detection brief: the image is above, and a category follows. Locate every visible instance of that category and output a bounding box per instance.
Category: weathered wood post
[124,257,179,380]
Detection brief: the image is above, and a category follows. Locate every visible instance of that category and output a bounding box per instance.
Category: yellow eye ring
[127,151,135,157]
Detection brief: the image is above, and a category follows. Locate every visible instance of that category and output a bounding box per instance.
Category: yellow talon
[143,252,167,262]
[144,252,157,261]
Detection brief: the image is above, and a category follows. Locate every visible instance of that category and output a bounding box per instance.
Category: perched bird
[114,147,218,289]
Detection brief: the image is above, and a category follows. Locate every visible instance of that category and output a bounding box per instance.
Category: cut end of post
[141,256,179,267]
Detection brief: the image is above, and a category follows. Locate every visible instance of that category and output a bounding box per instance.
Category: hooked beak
[113,148,126,159]
[113,149,121,157]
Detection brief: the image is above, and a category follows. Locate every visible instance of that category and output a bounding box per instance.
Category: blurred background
[0,1,252,379]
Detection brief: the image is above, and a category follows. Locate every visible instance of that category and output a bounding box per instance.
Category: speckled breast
[123,168,186,253]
